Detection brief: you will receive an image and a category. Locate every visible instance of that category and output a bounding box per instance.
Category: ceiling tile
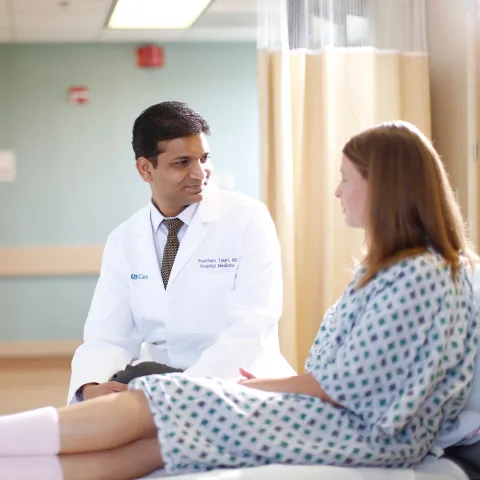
[209,0,257,13]
[14,12,106,29]
[14,27,98,42]
[195,11,256,29]
[13,0,110,14]
[7,0,258,43]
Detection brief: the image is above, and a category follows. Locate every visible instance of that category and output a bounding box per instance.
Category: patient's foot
[0,407,60,456]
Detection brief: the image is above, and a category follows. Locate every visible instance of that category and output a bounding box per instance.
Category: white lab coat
[68,186,295,403]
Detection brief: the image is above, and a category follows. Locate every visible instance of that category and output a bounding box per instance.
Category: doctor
[68,101,295,403]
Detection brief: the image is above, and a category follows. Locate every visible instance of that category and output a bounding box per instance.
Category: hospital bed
[145,456,471,479]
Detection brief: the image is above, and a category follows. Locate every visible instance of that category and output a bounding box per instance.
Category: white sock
[0,407,60,456]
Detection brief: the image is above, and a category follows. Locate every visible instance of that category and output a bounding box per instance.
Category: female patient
[0,121,478,480]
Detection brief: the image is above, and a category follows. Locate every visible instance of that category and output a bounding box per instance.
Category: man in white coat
[68,101,295,403]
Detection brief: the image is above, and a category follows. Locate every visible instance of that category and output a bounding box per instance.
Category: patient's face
[335,155,367,228]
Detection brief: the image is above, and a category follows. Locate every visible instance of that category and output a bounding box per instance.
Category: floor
[0,356,71,414]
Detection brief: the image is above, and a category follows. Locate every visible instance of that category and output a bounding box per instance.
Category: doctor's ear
[136,157,154,183]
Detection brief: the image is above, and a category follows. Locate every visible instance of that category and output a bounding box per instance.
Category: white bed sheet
[143,456,467,480]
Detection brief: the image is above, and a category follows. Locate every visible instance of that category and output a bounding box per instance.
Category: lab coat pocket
[197,270,235,295]
[129,274,166,327]
[166,282,231,337]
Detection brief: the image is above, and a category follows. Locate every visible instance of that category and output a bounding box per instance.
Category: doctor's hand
[82,381,128,400]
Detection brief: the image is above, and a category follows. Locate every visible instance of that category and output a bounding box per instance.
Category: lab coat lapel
[167,186,220,288]
[132,206,163,292]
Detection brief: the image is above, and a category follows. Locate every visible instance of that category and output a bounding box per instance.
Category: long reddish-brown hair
[342,121,477,287]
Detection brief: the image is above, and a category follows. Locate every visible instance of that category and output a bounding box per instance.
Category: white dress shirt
[149,201,199,270]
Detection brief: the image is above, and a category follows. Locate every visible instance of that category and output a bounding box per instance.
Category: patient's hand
[82,381,127,400]
[238,377,281,391]
[238,369,277,390]
[238,368,257,382]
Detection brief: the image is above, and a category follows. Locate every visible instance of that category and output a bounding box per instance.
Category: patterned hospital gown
[129,251,479,475]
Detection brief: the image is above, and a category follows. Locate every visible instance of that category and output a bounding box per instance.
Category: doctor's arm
[184,204,294,380]
[68,231,143,404]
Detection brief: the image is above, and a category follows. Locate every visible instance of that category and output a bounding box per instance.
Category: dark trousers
[444,443,480,480]
[109,361,184,384]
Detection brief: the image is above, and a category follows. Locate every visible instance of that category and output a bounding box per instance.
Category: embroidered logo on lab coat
[131,274,149,280]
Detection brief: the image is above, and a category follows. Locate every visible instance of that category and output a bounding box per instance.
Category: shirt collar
[149,201,199,233]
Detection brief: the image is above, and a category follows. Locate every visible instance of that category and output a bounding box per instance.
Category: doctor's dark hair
[132,101,211,168]
[342,121,477,288]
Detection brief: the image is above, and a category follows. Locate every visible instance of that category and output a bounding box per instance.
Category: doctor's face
[136,133,212,217]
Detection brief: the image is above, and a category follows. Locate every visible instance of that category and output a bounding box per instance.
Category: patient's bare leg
[0,437,163,480]
[0,390,157,457]
[59,390,157,454]
[60,437,164,480]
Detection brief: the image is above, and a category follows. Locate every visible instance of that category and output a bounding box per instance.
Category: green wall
[0,43,259,341]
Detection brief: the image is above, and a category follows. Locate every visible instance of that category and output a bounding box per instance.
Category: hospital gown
[129,251,479,475]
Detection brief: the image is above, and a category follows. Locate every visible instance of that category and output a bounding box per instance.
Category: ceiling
[0,0,257,43]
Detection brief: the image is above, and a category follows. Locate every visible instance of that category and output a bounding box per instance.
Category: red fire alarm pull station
[136,46,164,68]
